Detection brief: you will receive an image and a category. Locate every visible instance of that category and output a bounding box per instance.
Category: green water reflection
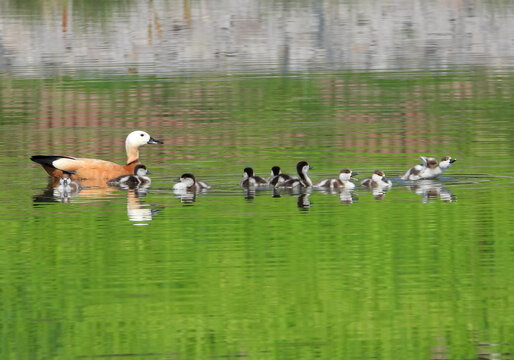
[0,70,513,359]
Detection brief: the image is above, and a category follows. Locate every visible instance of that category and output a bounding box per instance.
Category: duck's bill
[148,137,163,145]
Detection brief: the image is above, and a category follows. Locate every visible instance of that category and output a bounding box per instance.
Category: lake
[0,1,513,359]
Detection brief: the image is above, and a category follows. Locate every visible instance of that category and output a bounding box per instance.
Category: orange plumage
[31,130,162,185]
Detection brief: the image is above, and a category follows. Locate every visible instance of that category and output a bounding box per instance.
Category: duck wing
[31,155,77,170]
[32,155,129,181]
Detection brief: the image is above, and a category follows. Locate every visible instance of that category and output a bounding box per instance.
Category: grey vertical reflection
[0,0,513,75]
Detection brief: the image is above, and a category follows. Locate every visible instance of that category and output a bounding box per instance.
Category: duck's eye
[140,133,145,137]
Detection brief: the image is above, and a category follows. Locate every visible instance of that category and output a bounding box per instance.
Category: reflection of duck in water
[361,170,392,199]
[268,166,293,186]
[240,167,268,188]
[315,168,357,190]
[126,189,155,224]
[407,179,456,203]
[275,161,313,189]
[107,164,151,189]
[402,156,457,180]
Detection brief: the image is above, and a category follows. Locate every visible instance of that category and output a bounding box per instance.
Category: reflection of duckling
[407,180,456,203]
[173,190,198,204]
[315,168,357,190]
[242,187,257,200]
[173,173,211,192]
[297,193,311,209]
[107,164,151,188]
[402,156,457,180]
[240,167,267,188]
[339,190,356,204]
[276,161,313,189]
[268,166,293,186]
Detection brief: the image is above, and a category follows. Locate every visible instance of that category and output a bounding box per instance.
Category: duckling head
[134,164,149,176]
[338,168,354,182]
[179,173,196,187]
[296,161,312,175]
[271,166,281,176]
[439,156,457,169]
[243,167,255,179]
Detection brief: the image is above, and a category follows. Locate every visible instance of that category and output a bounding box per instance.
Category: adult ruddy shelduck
[31,130,163,183]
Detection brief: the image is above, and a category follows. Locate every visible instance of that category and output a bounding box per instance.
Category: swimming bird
[54,172,82,196]
[31,130,163,183]
[267,166,293,186]
[173,173,211,192]
[314,168,357,190]
[275,161,313,188]
[107,164,151,188]
[401,156,456,180]
[240,167,268,188]
[360,170,392,188]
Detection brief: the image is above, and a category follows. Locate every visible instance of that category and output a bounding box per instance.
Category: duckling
[276,161,313,188]
[54,172,82,197]
[240,167,268,188]
[268,166,293,186]
[401,156,457,180]
[173,173,211,192]
[107,164,151,188]
[360,170,392,188]
[315,168,357,190]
